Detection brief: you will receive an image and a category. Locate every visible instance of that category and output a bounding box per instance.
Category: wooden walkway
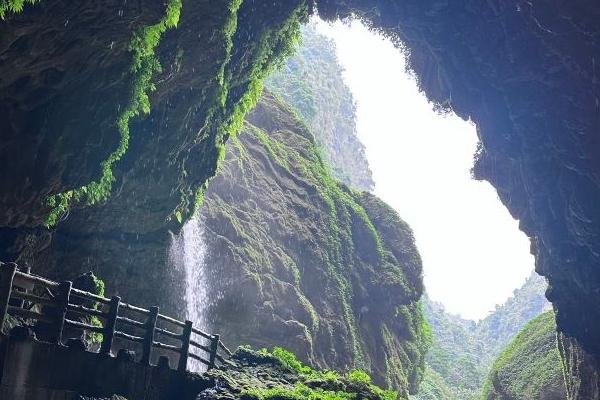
[0,262,231,372]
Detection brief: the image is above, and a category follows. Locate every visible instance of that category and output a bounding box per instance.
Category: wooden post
[14,264,30,309]
[208,334,220,370]
[141,306,158,365]
[178,320,193,372]
[100,295,120,355]
[53,281,72,345]
[0,262,17,328]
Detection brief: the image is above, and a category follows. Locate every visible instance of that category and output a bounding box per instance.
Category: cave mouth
[257,16,557,399]
[307,18,536,321]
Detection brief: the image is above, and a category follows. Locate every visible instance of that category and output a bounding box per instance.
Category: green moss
[45,0,183,227]
[246,347,399,400]
[481,310,565,399]
[86,275,106,345]
[0,0,39,18]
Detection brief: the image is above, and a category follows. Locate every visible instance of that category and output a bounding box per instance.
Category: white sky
[316,20,535,320]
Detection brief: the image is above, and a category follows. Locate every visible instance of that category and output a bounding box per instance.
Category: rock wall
[198,92,428,396]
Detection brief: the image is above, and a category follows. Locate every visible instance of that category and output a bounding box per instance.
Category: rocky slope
[266,23,374,191]
[414,272,551,399]
[198,91,429,396]
[482,311,567,400]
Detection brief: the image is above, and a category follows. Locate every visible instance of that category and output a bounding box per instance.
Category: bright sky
[316,20,535,320]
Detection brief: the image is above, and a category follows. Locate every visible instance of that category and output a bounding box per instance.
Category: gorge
[1,1,599,399]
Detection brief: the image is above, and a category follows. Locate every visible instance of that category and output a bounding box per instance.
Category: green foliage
[45,0,183,227]
[247,347,398,400]
[270,347,314,375]
[0,0,39,19]
[347,369,372,384]
[412,272,551,400]
[266,24,374,191]
[481,311,566,400]
[244,383,355,400]
[86,275,106,345]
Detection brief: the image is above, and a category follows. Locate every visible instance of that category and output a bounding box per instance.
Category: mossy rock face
[1,0,308,316]
[482,311,567,400]
[198,347,399,400]
[198,92,428,396]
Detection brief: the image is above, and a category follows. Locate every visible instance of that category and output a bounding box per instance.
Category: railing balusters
[0,262,17,327]
[14,265,30,309]
[100,295,120,355]
[1,263,230,372]
[53,281,72,345]
[141,306,158,365]
[208,334,220,370]
[178,320,193,372]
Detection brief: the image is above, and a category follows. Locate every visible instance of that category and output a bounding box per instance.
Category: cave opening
[245,16,553,398]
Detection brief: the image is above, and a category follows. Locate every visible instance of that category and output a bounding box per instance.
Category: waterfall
[168,215,210,372]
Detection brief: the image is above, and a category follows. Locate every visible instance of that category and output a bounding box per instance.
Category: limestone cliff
[198,92,428,396]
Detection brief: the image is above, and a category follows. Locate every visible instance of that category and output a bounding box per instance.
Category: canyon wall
[199,92,429,396]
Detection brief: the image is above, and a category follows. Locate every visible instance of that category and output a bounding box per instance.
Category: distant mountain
[265,23,374,192]
[413,271,551,399]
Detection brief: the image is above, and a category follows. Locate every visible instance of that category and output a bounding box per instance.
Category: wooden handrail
[65,318,104,333]
[14,270,59,289]
[119,301,150,316]
[71,287,110,305]
[117,315,146,329]
[191,325,213,340]
[115,330,145,343]
[67,303,106,319]
[0,263,230,372]
[188,351,212,366]
[10,290,56,308]
[155,326,181,340]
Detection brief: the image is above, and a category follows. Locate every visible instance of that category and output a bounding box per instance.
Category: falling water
[168,215,210,372]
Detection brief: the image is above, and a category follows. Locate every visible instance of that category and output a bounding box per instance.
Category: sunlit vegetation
[242,347,398,400]
[0,0,39,18]
[266,24,374,191]
[413,272,551,399]
[481,311,566,399]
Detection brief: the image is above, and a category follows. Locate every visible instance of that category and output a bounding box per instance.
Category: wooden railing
[0,262,232,372]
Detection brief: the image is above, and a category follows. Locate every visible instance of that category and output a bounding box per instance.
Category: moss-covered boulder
[197,91,429,396]
[481,311,566,400]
